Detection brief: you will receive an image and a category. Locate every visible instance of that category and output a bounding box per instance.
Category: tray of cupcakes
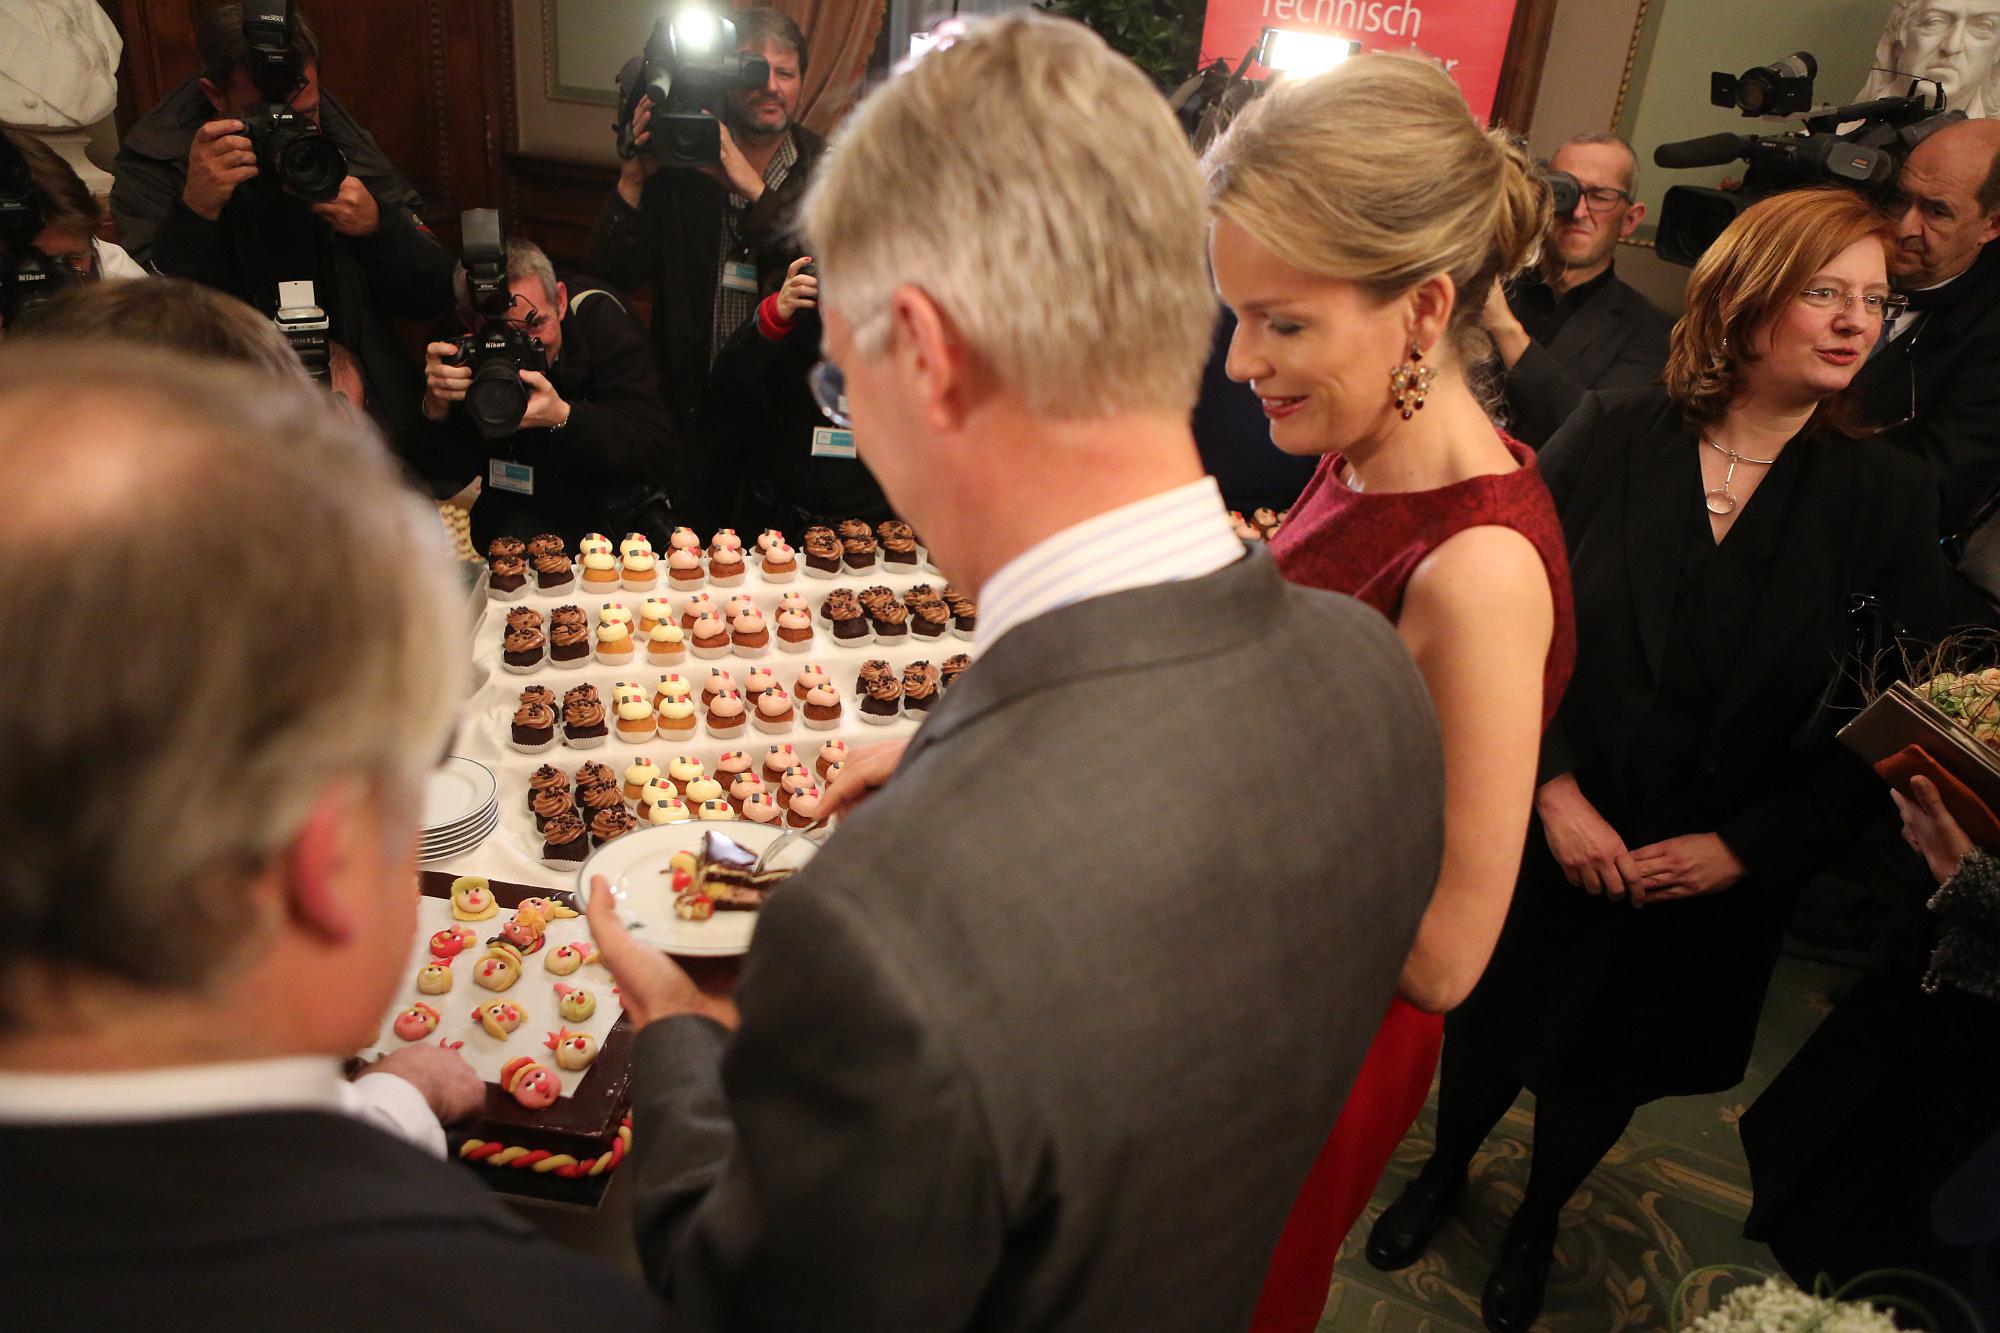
[482,522,946,607]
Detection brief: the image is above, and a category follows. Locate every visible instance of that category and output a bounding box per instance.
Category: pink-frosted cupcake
[786,784,827,829]
[691,610,730,660]
[753,686,794,734]
[741,792,782,825]
[794,663,831,697]
[815,740,849,780]
[802,681,842,731]
[668,526,702,554]
[708,748,745,788]
[646,621,686,664]
[709,545,746,587]
[743,665,778,697]
[761,541,797,583]
[710,528,744,559]
[724,592,759,619]
[761,742,799,786]
[680,592,717,631]
[756,527,785,555]
[731,607,770,656]
[668,546,705,588]
[727,771,767,812]
[706,689,747,738]
[701,667,737,705]
[778,764,816,810]
[776,605,815,653]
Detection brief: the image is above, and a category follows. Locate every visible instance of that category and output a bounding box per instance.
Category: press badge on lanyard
[721,258,759,294]
[811,427,857,460]
[489,459,534,495]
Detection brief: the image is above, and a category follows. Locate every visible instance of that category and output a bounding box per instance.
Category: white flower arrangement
[1683,1278,1899,1332]
[1673,1266,1980,1333]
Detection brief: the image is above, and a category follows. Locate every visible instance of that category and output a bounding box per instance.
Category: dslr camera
[614,4,772,169]
[239,0,347,203]
[0,132,80,328]
[446,208,548,439]
[1651,50,1959,265]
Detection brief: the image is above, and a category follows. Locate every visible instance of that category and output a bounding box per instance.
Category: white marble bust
[0,0,124,131]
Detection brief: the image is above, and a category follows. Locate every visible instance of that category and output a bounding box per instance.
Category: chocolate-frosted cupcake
[857,585,897,615]
[506,606,543,631]
[488,553,528,600]
[841,522,878,571]
[527,533,565,559]
[511,697,556,752]
[859,668,903,724]
[824,588,870,644]
[878,520,919,567]
[869,599,909,643]
[530,786,575,832]
[527,763,568,810]
[943,585,978,639]
[502,623,546,673]
[542,812,589,867]
[802,526,842,578]
[910,596,950,640]
[561,685,607,747]
[902,660,940,714]
[533,549,575,593]
[488,536,526,562]
[549,611,590,666]
[574,760,615,792]
[549,603,587,629]
[590,805,638,847]
[940,653,972,690]
[578,778,624,822]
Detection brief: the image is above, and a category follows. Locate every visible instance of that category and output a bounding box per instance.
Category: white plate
[421,757,497,833]
[420,796,497,845]
[418,807,498,859]
[572,820,820,956]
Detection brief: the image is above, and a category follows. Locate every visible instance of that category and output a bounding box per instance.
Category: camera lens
[466,354,530,438]
[275,131,347,203]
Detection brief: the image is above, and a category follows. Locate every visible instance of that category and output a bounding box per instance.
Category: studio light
[1258,28,1361,78]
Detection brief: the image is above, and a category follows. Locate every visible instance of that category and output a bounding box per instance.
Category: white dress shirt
[976,475,1245,650]
[0,1057,446,1157]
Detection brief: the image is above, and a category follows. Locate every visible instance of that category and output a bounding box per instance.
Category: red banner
[1198,0,1522,122]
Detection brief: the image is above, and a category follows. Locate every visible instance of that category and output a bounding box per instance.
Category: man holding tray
[0,349,661,1325]
[587,14,1446,1330]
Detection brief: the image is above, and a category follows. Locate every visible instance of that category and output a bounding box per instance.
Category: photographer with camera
[589,5,822,529]
[417,224,674,548]
[1480,134,1675,447]
[108,3,454,446]
[1854,116,2000,618]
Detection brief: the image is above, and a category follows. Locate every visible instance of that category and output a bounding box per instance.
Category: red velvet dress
[1250,435,1575,1332]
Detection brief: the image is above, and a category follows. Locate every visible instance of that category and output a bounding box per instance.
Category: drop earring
[1389,343,1435,420]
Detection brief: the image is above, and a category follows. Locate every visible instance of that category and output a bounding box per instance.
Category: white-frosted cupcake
[647,795,690,824]
[620,544,658,592]
[685,776,725,810]
[646,621,686,665]
[614,692,655,743]
[656,695,697,739]
[637,596,674,634]
[580,547,620,592]
[621,757,660,802]
[696,798,736,820]
[594,620,634,665]
[651,672,693,711]
[665,754,706,796]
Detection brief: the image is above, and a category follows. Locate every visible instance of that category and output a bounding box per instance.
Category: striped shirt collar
[976,475,1244,650]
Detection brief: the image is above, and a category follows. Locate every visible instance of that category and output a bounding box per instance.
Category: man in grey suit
[585,14,1446,1329]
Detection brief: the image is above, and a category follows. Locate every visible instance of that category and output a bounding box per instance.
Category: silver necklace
[1701,436,1779,515]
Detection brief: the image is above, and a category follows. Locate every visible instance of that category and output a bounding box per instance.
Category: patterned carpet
[1319,951,1855,1333]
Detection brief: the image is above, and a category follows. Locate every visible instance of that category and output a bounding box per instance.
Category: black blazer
[1502,269,1676,448]
[0,1110,664,1330]
[1538,387,1952,887]
[1853,238,2000,541]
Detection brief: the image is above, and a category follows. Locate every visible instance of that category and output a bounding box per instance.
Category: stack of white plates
[419,757,498,862]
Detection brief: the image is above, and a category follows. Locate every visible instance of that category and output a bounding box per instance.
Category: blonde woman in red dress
[1203,55,1577,1332]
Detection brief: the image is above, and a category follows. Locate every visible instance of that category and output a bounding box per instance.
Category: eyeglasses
[1571,186,1635,213]
[809,359,851,428]
[1799,286,1909,323]
[500,293,552,334]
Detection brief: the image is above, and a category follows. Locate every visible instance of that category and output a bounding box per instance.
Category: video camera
[1651,50,1960,265]
[239,0,347,203]
[613,4,771,169]
[446,208,548,439]
[0,133,80,329]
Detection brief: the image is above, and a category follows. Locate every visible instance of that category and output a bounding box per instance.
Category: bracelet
[549,403,571,432]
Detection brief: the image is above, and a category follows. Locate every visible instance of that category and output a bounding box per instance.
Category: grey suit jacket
[627,549,1445,1331]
